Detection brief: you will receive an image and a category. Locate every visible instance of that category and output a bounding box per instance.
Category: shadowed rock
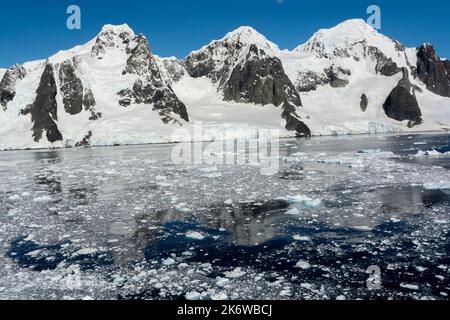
[281,102,311,137]
[0,64,26,110]
[366,46,401,76]
[383,69,423,127]
[222,45,301,106]
[360,94,368,112]
[118,35,189,123]
[325,66,351,88]
[416,44,450,97]
[59,60,84,115]
[185,37,301,107]
[22,63,63,143]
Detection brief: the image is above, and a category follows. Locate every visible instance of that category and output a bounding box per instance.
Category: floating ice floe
[224,267,246,278]
[33,195,53,202]
[415,149,449,157]
[203,172,222,179]
[74,248,98,256]
[422,181,450,190]
[400,283,419,291]
[295,260,311,270]
[285,208,300,215]
[185,231,207,240]
[162,258,176,266]
[283,195,322,208]
[293,235,311,241]
[199,166,218,173]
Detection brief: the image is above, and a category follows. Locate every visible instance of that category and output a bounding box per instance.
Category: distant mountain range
[1,19,450,150]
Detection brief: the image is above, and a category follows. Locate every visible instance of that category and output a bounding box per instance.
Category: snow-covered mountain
[1,19,450,150]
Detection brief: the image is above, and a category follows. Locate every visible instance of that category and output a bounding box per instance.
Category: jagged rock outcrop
[366,46,401,76]
[184,27,301,107]
[118,34,189,123]
[416,44,450,97]
[295,71,329,92]
[75,131,92,147]
[281,102,311,137]
[157,57,186,85]
[91,27,133,59]
[444,59,450,76]
[360,94,368,112]
[58,60,84,115]
[58,59,99,119]
[0,64,26,110]
[22,63,63,143]
[294,66,350,92]
[383,69,423,127]
[223,45,301,106]
[325,66,351,88]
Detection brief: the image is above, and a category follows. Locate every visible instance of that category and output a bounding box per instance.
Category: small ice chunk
[423,181,450,190]
[295,260,311,270]
[211,292,228,300]
[185,291,203,300]
[293,235,311,241]
[74,248,98,256]
[354,226,372,231]
[400,283,419,290]
[285,208,300,215]
[203,172,222,179]
[200,167,218,173]
[162,258,176,266]
[186,231,206,240]
[225,267,246,278]
[33,195,53,202]
[283,195,322,208]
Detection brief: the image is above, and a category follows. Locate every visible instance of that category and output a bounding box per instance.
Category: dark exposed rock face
[223,46,301,106]
[59,60,84,115]
[91,29,132,58]
[281,102,311,137]
[158,58,186,85]
[383,69,423,127]
[416,44,450,97]
[325,66,351,88]
[118,35,189,123]
[22,63,63,143]
[360,94,368,112]
[295,66,350,92]
[58,59,98,119]
[75,131,92,147]
[295,71,329,92]
[185,39,301,107]
[0,64,26,110]
[366,46,401,76]
[444,60,450,76]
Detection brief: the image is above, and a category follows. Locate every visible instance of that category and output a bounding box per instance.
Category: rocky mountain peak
[295,19,394,58]
[219,26,280,54]
[416,43,450,97]
[91,24,136,57]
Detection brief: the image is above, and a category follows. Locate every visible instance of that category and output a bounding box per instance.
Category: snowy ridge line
[1,19,450,150]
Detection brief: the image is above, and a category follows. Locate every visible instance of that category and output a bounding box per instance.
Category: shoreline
[0,129,448,153]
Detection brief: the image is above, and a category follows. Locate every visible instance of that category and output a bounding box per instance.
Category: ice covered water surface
[0,133,449,300]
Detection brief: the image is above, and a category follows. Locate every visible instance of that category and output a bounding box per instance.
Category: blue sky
[1,0,449,68]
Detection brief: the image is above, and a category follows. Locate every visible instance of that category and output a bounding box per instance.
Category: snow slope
[1,20,450,150]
